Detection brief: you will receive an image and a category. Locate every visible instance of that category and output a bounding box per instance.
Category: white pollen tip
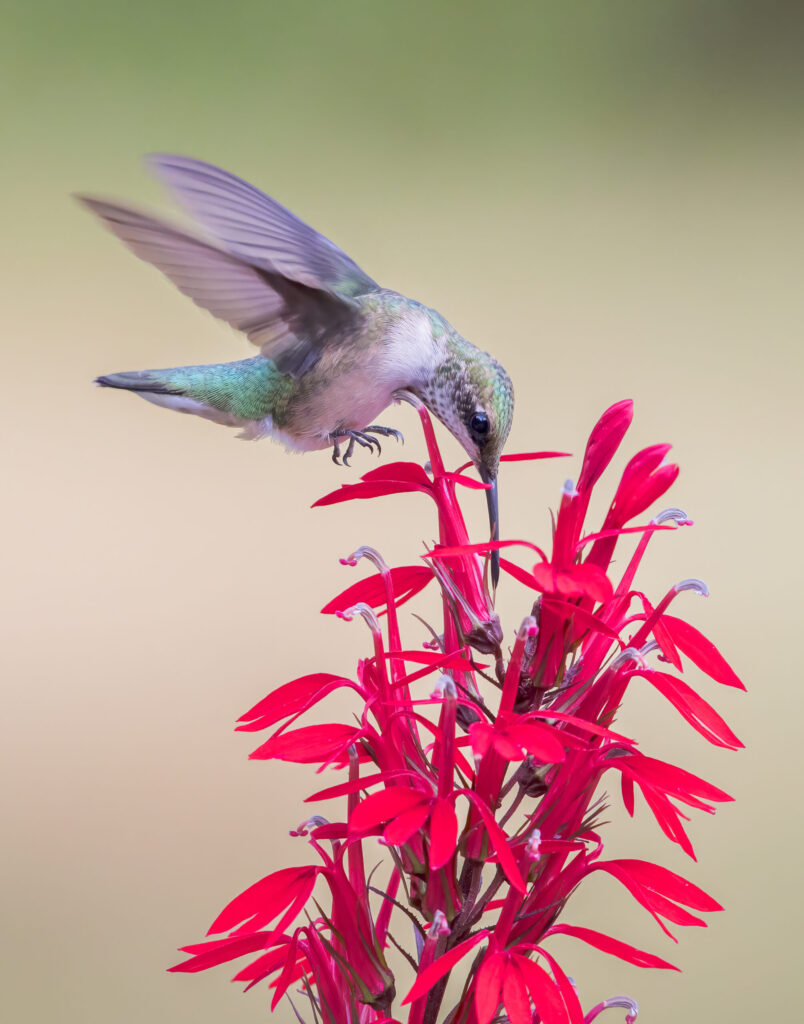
[432,673,457,699]
[675,577,709,597]
[653,507,690,526]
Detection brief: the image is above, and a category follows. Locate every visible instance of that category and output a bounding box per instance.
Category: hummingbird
[79,155,514,583]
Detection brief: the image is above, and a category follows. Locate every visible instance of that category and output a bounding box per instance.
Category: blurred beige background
[2,3,802,1022]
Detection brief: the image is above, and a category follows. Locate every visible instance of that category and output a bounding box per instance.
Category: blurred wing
[147,154,380,300]
[77,197,356,375]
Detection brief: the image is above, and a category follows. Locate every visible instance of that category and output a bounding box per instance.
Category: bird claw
[329,425,404,467]
[364,425,405,446]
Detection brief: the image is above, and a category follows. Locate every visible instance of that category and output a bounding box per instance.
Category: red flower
[171,401,743,1024]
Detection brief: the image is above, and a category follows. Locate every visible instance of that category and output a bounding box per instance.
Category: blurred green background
[3,2,802,1022]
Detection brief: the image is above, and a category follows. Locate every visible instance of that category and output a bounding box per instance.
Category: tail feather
[92,359,280,435]
[95,371,180,395]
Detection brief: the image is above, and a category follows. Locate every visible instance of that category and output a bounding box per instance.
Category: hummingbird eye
[469,412,490,439]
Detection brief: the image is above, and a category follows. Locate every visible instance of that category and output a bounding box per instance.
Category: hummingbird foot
[364,425,405,446]
[329,426,404,466]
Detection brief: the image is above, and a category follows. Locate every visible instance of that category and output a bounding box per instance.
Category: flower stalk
[170,400,743,1024]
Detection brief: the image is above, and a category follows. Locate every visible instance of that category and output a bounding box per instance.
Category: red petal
[309,822,348,840]
[501,451,572,462]
[577,400,634,495]
[532,562,559,593]
[577,523,672,548]
[168,932,271,973]
[207,866,317,935]
[621,773,635,816]
[567,563,613,602]
[401,931,490,1004]
[623,463,679,522]
[442,471,491,490]
[546,924,679,970]
[237,673,348,725]
[502,958,532,1024]
[530,949,585,1024]
[321,564,433,615]
[594,863,695,938]
[540,597,623,643]
[532,563,612,602]
[499,557,541,590]
[462,792,527,893]
[250,723,360,762]
[384,649,478,670]
[468,721,494,759]
[618,444,672,490]
[625,753,733,804]
[269,931,300,1009]
[515,955,570,1024]
[492,732,531,760]
[313,480,425,507]
[360,461,433,487]
[474,952,505,1024]
[383,801,432,845]
[427,539,548,560]
[662,615,745,689]
[651,613,682,670]
[428,798,459,869]
[306,769,411,802]
[637,670,742,749]
[231,946,290,982]
[505,722,567,763]
[349,787,429,832]
[638,784,696,858]
[528,709,631,743]
[609,859,722,911]
[610,445,678,524]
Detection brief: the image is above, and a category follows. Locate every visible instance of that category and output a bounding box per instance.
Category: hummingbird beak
[479,465,500,588]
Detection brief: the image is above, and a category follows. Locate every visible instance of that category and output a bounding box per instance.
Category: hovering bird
[80,156,514,583]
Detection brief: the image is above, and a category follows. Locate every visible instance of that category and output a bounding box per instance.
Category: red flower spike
[171,402,741,1024]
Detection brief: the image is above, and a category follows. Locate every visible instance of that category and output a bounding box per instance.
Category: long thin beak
[479,467,500,588]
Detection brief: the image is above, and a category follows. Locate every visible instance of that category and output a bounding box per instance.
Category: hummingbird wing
[147,154,379,302]
[77,197,358,376]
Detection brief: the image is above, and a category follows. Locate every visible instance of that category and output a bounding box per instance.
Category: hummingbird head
[421,347,514,586]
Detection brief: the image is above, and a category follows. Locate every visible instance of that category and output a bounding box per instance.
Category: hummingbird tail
[93,358,293,438]
[95,369,247,428]
[95,371,177,394]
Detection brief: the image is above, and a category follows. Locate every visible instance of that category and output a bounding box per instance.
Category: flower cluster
[170,400,743,1024]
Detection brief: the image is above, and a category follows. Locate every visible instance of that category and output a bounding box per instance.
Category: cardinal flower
[170,400,743,1024]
